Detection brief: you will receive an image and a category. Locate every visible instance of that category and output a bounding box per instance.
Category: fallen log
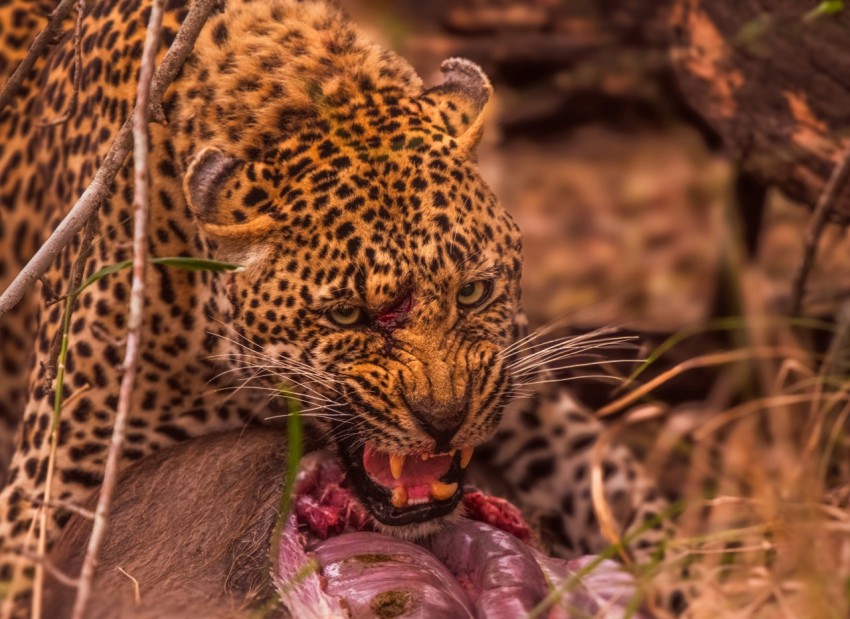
[669,0,850,220]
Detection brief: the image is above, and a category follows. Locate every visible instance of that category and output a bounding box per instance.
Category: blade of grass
[280,391,303,525]
[269,388,304,568]
[805,0,845,21]
[75,257,243,295]
[31,215,97,619]
[255,390,305,615]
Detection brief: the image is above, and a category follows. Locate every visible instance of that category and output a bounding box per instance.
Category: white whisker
[512,358,645,379]
[518,374,627,387]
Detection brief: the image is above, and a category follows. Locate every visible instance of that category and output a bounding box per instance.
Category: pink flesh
[294,452,532,543]
[363,444,453,501]
[294,453,371,539]
[461,490,532,544]
[283,453,644,619]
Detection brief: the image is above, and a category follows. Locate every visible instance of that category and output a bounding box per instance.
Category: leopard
[0,0,689,615]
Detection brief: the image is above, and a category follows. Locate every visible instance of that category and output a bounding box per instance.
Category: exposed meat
[460,489,532,544]
[426,520,549,618]
[311,533,475,618]
[280,451,646,619]
[293,452,530,540]
[44,435,641,619]
[293,452,371,539]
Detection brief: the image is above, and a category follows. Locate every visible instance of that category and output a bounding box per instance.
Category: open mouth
[336,438,474,526]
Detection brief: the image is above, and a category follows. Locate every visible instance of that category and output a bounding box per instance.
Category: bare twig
[37,277,60,303]
[42,216,97,391]
[39,0,86,126]
[11,549,78,589]
[32,214,97,619]
[58,383,91,411]
[0,0,222,320]
[0,0,78,113]
[70,0,163,615]
[27,496,95,521]
[790,144,850,316]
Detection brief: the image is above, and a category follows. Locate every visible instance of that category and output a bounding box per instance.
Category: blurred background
[347,0,850,335]
[345,1,850,615]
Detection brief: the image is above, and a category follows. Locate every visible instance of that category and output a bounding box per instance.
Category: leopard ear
[422,58,492,156]
[184,147,275,263]
[185,147,243,225]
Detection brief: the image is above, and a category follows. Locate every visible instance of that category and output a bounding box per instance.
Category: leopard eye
[328,305,365,327]
[457,280,492,308]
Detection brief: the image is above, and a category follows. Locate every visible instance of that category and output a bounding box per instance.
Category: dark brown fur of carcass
[45,428,293,619]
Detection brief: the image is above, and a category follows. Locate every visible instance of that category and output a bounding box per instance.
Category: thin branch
[37,277,60,303]
[0,0,223,320]
[43,215,97,392]
[27,495,95,521]
[10,549,78,589]
[0,0,78,113]
[70,0,163,614]
[32,213,97,619]
[39,0,86,127]
[790,144,850,316]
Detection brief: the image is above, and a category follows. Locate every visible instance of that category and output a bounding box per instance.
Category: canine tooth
[460,446,474,469]
[391,486,408,508]
[429,480,458,501]
[390,453,405,480]
[420,453,430,461]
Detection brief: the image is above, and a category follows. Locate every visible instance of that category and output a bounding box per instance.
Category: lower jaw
[334,440,466,527]
[354,479,464,527]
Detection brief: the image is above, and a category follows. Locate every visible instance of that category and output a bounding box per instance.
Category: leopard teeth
[430,480,458,501]
[460,446,474,469]
[390,453,405,480]
[391,486,408,508]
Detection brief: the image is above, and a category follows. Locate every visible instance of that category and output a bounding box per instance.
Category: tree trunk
[669,0,850,220]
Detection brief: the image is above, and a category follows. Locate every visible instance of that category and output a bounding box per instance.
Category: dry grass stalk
[12,550,77,590]
[115,568,141,607]
[68,0,164,615]
[591,286,850,617]
[597,346,814,417]
[591,404,666,559]
[679,348,849,615]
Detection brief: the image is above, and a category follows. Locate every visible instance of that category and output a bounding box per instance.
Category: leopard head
[184,59,523,527]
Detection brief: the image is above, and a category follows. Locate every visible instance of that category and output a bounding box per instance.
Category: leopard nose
[409,405,467,453]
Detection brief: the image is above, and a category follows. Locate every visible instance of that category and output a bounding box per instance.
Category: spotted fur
[0,0,521,606]
[0,0,684,615]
